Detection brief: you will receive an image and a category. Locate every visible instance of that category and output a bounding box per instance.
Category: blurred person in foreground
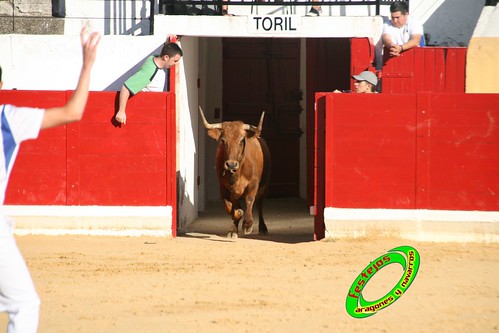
[0,27,101,333]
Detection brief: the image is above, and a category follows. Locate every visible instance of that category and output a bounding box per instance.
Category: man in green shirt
[115,37,183,125]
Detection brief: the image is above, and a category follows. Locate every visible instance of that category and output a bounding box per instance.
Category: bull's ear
[207,128,222,141]
[245,130,258,138]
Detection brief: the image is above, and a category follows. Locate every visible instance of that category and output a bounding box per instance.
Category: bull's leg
[256,196,268,235]
[242,195,256,235]
[223,198,243,238]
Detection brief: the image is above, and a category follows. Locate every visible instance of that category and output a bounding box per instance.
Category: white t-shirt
[0,105,43,205]
[382,15,424,46]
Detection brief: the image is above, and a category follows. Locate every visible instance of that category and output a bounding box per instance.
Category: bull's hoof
[227,231,238,239]
[234,209,244,220]
[243,225,253,235]
[259,229,268,236]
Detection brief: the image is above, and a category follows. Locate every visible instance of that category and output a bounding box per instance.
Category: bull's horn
[244,111,265,133]
[257,111,265,133]
[199,106,222,129]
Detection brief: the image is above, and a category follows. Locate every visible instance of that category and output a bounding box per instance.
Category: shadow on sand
[179,197,315,244]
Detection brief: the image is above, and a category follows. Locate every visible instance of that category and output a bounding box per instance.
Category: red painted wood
[424,93,499,210]
[421,48,435,92]
[381,47,467,94]
[316,92,499,213]
[415,92,431,207]
[6,126,67,204]
[166,90,177,236]
[0,91,177,218]
[454,49,467,93]
[313,93,327,240]
[324,93,418,209]
[0,91,68,204]
[350,38,376,91]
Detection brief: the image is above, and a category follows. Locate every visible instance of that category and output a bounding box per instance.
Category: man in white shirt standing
[382,1,424,57]
[0,27,100,333]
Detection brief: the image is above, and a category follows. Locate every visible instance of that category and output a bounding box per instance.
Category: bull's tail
[256,137,271,235]
[257,137,271,192]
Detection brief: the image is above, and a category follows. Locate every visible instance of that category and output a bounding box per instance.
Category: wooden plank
[314,93,327,240]
[325,93,417,209]
[426,93,499,210]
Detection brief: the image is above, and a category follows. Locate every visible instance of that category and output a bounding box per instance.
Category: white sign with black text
[248,16,301,34]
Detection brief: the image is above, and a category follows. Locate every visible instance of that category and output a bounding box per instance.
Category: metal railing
[158,0,406,16]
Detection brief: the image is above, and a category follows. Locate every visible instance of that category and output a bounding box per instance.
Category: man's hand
[115,110,127,124]
[389,44,403,57]
[81,27,101,68]
[166,34,180,43]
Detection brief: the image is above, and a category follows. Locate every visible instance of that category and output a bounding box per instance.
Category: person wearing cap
[382,1,424,57]
[334,71,378,94]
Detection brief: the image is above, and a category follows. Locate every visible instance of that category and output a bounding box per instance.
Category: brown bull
[199,107,271,238]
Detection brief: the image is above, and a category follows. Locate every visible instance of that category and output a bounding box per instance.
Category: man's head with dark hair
[389,1,409,28]
[157,42,183,70]
[0,66,3,89]
[161,42,183,58]
[390,1,409,15]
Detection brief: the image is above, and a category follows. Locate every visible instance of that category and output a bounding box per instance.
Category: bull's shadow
[181,197,314,244]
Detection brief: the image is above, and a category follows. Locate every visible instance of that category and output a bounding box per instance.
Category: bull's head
[199,106,265,174]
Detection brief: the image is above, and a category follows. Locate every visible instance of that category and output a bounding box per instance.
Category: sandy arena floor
[1,198,498,332]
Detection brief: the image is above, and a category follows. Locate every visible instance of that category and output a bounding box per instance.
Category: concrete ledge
[3,205,173,237]
[324,208,499,243]
[0,17,64,34]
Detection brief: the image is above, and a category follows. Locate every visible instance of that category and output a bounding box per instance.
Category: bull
[199,107,271,238]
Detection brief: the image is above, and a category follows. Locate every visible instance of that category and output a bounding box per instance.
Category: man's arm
[41,27,101,130]
[388,34,421,57]
[115,56,156,125]
[382,33,394,49]
[402,34,422,51]
[115,85,131,124]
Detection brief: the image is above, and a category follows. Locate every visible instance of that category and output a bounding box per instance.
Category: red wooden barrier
[381,47,467,94]
[350,37,376,92]
[314,92,499,239]
[0,91,177,233]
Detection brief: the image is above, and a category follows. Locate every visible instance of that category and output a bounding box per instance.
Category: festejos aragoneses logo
[346,245,420,318]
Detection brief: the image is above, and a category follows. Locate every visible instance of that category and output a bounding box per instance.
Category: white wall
[175,37,200,228]
[197,37,224,208]
[0,33,166,91]
[412,0,485,46]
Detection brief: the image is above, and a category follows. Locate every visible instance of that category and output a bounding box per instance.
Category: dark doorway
[222,37,355,202]
[222,38,302,197]
[305,38,352,205]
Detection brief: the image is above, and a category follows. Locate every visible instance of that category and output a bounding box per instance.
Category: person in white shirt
[382,1,424,57]
[0,27,100,333]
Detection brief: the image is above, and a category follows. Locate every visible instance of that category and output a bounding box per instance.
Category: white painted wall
[197,37,224,210]
[175,37,200,229]
[0,33,167,91]
[53,0,486,47]
[411,0,485,46]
